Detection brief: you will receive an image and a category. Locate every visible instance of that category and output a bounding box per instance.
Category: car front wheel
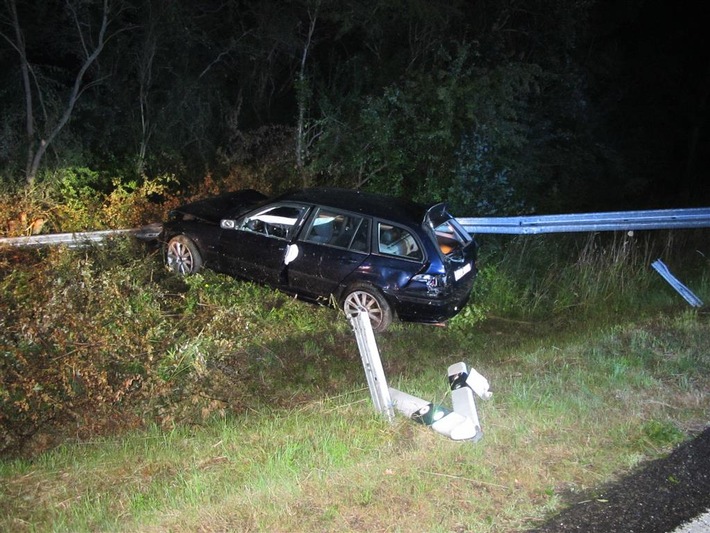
[166,235,203,274]
[342,284,393,333]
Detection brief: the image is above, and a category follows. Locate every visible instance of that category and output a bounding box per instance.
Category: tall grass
[460,229,707,325]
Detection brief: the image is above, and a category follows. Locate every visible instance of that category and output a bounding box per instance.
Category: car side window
[239,204,307,240]
[303,208,369,252]
[377,223,423,261]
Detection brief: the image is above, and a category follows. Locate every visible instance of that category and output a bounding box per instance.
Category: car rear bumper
[387,276,475,323]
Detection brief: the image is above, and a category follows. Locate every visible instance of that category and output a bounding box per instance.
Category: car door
[218,202,309,286]
[287,207,370,298]
[361,220,428,291]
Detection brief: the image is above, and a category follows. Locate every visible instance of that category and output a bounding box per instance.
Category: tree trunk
[5,0,35,182]
[21,0,113,186]
[295,1,319,186]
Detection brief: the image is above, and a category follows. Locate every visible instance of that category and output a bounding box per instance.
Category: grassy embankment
[1,190,709,531]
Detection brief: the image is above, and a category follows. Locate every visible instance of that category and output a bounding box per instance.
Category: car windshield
[424,203,471,258]
[239,204,307,240]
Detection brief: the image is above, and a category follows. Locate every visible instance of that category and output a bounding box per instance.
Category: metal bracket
[348,311,491,441]
[651,259,704,308]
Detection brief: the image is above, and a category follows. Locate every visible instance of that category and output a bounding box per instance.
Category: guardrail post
[348,310,394,422]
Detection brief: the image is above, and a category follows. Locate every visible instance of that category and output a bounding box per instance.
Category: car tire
[166,235,203,274]
[342,283,393,333]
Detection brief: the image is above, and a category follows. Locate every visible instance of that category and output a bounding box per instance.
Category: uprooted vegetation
[0,239,361,457]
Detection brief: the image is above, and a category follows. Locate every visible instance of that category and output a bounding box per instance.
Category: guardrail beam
[458,207,710,235]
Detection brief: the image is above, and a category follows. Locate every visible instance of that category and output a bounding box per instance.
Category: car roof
[274,187,431,226]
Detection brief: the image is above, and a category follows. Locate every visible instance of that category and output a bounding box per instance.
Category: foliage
[311,45,544,212]
[0,238,353,457]
[215,125,300,194]
[465,230,707,322]
[0,170,178,235]
[46,167,109,230]
[2,0,699,208]
[0,241,166,454]
[450,130,529,215]
[101,174,179,228]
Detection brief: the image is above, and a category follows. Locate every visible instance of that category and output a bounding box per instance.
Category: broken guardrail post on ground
[349,309,395,423]
[348,310,492,442]
[651,259,704,308]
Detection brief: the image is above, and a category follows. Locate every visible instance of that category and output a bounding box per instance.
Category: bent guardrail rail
[0,223,163,248]
[651,259,704,308]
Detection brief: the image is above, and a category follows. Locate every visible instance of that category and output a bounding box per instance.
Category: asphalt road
[529,426,710,533]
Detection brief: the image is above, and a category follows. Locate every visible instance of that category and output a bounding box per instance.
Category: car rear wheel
[343,284,393,332]
[166,235,203,274]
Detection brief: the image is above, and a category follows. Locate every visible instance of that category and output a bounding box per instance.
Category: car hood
[170,189,267,224]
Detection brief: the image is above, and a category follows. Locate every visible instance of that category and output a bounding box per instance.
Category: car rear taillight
[411,273,448,295]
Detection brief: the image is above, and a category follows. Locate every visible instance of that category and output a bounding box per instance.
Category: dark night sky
[596,0,710,205]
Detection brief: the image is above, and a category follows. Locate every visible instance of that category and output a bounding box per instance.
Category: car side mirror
[220,219,237,229]
[284,243,299,265]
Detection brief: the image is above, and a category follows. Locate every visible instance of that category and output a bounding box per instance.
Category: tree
[2,0,38,182]
[1,0,126,185]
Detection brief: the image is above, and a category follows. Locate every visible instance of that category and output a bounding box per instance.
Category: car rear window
[426,205,471,256]
[433,219,471,255]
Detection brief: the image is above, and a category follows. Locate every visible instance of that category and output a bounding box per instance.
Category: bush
[0,240,174,455]
[0,239,354,457]
[0,169,180,236]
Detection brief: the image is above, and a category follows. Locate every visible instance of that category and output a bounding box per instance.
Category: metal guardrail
[1,210,706,308]
[457,208,708,309]
[2,208,709,248]
[458,207,710,235]
[0,223,163,248]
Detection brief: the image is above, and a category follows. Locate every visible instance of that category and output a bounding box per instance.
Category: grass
[1,228,709,531]
[2,315,708,532]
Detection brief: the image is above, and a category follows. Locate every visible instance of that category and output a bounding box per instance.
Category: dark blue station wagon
[161,188,477,332]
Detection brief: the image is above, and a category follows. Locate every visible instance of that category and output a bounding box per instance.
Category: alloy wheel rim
[168,241,193,274]
[344,291,383,328]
